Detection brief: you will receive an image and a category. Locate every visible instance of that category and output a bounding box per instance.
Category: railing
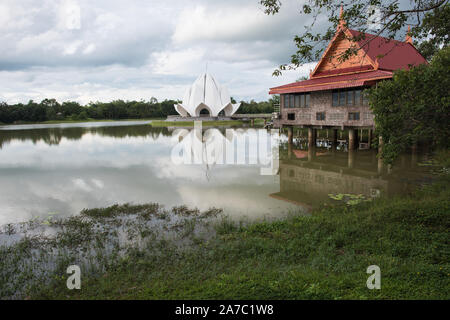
[273,103,280,113]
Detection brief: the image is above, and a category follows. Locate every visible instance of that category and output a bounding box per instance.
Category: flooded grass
[1,175,448,300]
[0,203,223,299]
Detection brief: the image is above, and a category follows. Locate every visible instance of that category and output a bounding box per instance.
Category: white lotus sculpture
[175,73,240,117]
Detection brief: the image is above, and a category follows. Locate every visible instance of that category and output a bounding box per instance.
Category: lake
[0,121,431,226]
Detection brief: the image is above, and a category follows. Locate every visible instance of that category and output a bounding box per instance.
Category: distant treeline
[0,96,279,124]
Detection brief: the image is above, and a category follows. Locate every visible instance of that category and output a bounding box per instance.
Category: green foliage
[413,4,450,60]
[0,96,277,124]
[235,96,279,114]
[369,46,450,164]
[0,98,181,124]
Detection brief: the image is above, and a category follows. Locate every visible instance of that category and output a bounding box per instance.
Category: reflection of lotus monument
[174,73,240,117]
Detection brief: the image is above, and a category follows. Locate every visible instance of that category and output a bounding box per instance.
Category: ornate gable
[313,32,374,76]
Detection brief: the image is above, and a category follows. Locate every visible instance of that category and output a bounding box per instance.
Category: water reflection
[0,123,171,149]
[0,122,431,226]
[0,123,295,225]
[273,139,432,208]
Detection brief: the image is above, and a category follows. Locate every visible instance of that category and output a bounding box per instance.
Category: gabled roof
[347,29,428,71]
[269,10,428,95]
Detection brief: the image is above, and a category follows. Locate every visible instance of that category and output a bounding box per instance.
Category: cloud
[59,0,81,30]
[0,0,316,104]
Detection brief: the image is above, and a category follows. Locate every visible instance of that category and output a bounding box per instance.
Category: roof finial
[338,4,346,29]
[405,25,413,44]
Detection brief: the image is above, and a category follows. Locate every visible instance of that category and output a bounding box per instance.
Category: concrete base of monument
[166,115,235,122]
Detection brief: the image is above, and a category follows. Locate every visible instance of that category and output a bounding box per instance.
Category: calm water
[0,121,431,226]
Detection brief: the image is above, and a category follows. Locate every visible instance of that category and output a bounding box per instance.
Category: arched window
[199,108,210,117]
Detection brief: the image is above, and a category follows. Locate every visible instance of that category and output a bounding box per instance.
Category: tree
[260,0,448,75]
[412,4,449,60]
[368,46,450,164]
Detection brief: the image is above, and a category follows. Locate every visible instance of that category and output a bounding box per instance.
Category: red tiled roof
[348,29,428,71]
[313,65,373,78]
[269,27,428,95]
[269,69,393,94]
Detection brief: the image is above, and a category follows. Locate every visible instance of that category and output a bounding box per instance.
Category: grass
[18,174,449,300]
[150,119,264,127]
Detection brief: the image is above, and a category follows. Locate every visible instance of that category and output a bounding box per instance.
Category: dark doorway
[199,108,210,117]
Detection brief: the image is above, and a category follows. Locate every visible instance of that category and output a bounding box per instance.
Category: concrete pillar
[308,146,315,162]
[332,129,338,152]
[348,148,355,168]
[287,126,293,144]
[308,127,316,147]
[287,126,293,159]
[348,128,357,150]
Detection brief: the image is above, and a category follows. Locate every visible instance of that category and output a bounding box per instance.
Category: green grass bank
[27,174,449,300]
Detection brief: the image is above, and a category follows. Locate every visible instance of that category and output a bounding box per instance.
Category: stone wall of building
[279,90,375,128]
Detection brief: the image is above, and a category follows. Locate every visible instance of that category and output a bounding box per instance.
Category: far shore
[0,118,164,126]
[0,118,266,128]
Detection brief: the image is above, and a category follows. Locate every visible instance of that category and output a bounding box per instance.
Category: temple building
[175,73,240,118]
[269,7,427,150]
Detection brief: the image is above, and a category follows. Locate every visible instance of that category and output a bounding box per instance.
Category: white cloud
[82,43,96,55]
[0,0,316,104]
[59,0,81,30]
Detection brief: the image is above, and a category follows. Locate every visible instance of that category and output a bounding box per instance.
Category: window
[339,91,346,106]
[316,112,325,121]
[332,91,339,106]
[347,90,353,105]
[288,113,295,120]
[348,112,360,120]
[332,88,368,106]
[354,90,361,104]
[295,95,301,108]
[284,94,289,108]
[281,93,311,109]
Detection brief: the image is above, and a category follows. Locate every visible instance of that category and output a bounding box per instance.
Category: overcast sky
[0,0,322,104]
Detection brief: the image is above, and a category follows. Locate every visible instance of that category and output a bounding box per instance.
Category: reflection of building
[175,73,241,117]
[270,159,388,207]
[271,148,432,208]
[171,126,278,175]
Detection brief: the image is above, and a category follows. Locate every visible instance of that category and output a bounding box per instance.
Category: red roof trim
[269,70,393,94]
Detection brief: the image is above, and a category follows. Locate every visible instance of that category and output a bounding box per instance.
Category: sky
[0,0,319,104]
